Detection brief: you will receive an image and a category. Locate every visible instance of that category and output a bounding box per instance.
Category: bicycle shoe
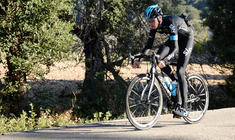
[173,106,189,117]
[172,112,182,119]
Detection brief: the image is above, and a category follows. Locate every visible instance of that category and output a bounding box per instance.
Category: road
[1,108,235,140]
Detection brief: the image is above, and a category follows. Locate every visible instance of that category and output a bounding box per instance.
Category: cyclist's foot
[173,106,189,117]
[173,113,182,119]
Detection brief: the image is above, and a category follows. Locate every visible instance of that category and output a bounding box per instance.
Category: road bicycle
[126,52,209,130]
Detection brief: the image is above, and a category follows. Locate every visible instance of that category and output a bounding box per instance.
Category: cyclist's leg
[176,34,194,109]
[156,45,177,81]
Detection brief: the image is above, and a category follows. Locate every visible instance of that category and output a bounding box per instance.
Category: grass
[0,103,78,134]
[0,103,116,134]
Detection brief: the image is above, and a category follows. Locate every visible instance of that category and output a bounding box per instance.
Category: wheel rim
[127,77,162,128]
[185,75,209,122]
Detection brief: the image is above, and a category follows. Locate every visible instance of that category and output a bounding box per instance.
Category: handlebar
[128,52,177,66]
[128,52,160,65]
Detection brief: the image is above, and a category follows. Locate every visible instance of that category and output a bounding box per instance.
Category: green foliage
[0,110,30,133]
[205,0,235,63]
[193,30,210,55]
[37,109,55,128]
[0,0,75,95]
[28,103,37,130]
[54,110,75,127]
[0,103,78,134]
[185,0,208,18]
[205,0,235,104]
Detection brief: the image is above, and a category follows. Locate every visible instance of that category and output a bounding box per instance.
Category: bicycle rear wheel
[184,74,209,123]
[126,74,163,130]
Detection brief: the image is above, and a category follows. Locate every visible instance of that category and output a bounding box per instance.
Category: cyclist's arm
[141,29,156,54]
[163,24,179,62]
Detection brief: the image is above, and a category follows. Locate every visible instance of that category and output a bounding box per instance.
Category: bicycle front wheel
[184,74,209,123]
[126,74,163,130]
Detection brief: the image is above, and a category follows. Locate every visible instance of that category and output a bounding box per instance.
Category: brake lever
[128,53,135,65]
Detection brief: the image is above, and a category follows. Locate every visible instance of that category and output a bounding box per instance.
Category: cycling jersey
[142,15,194,109]
[142,15,193,61]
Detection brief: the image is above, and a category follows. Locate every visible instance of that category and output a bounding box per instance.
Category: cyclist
[132,4,194,117]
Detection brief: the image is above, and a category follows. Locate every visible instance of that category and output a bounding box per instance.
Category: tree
[0,0,75,113]
[205,0,235,63]
[205,0,235,103]
[185,0,208,18]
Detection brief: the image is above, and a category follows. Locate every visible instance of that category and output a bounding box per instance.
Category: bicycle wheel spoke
[200,102,205,107]
[129,97,135,101]
[135,82,140,92]
[132,89,140,97]
[200,88,205,94]
[189,83,197,93]
[130,103,141,108]
[198,93,206,96]
[151,103,159,107]
[140,82,145,90]
[198,84,202,91]
[200,99,206,102]
[198,104,203,111]
[150,89,156,94]
[151,96,159,101]
[140,107,147,117]
[152,108,158,114]
[132,106,139,116]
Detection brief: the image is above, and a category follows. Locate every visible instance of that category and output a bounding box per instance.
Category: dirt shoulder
[0,61,232,91]
[44,61,232,85]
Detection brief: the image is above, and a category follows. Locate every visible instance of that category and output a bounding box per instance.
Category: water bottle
[163,76,172,90]
[171,80,178,96]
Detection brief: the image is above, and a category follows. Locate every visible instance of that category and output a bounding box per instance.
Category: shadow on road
[21,119,186,135]
[5,121,194,140]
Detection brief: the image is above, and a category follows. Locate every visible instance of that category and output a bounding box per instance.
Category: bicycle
[126,52,209,130]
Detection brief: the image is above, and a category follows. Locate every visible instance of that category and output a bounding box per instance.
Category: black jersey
[142,15,193,61]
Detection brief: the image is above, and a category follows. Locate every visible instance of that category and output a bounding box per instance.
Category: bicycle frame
[140,54,173,105]
[156,75,172,101]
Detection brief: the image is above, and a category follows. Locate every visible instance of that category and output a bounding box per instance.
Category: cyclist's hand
[158,60,166,68]
[132,60,141,68]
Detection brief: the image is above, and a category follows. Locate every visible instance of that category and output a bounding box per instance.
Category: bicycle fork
[140,66,156,102]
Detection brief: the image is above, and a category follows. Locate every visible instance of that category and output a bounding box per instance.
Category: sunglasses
[146,18,157,23]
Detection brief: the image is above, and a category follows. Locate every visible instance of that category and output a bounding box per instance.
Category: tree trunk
[74,26,110,117]
[4,46,27,114]
[82,27,105,93]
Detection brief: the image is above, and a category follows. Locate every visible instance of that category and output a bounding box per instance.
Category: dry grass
[0,61,232,86]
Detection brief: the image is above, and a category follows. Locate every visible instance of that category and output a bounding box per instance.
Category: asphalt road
[1,108,235,140]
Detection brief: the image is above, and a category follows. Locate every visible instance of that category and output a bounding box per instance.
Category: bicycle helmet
[144,4,163,19]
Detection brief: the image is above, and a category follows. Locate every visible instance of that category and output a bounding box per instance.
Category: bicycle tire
[183,74,209,123]
[126,74,163,130]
